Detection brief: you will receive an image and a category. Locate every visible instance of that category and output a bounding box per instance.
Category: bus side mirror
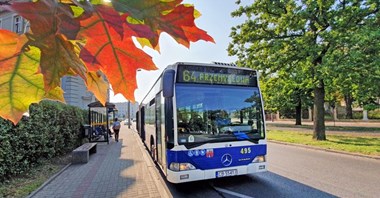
[163,69,175,98]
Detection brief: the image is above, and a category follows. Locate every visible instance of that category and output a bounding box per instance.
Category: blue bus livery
[137,62,267,183]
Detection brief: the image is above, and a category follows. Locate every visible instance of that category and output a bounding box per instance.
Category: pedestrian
[112,118,121,142]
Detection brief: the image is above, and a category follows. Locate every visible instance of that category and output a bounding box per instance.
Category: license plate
[216,169,238,178]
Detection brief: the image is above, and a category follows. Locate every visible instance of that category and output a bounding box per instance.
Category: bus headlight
[169,163,196,171]
[252,155,266,163]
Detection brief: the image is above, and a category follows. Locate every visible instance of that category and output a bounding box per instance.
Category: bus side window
[163,69,175,98]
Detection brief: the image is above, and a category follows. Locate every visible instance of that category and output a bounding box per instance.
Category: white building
[61,76,97,109]
[114,102,139,119]
[0,6,28,33]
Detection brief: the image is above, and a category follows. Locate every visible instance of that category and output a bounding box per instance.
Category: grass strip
[267,123,380,132]
[267,130,380,156]
[0,156,70,198]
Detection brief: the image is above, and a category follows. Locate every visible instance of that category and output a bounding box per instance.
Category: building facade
[0,7,28,33]
[114,102,139,120]
[61,76,97,109]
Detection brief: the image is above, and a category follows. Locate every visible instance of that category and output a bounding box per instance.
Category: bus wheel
[150,144,156,162]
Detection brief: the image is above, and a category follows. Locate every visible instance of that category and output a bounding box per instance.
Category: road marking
[213,186,254,198]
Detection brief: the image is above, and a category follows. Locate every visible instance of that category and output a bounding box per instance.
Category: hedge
[0,100,87,182]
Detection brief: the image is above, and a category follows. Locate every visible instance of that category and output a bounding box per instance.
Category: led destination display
[177,65,257,87]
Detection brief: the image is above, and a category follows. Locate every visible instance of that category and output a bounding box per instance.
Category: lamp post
[128,101,131,129]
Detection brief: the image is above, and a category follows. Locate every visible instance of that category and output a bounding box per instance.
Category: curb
[26,163,72,198]
[131,129,173,198]
[268,140,380,160]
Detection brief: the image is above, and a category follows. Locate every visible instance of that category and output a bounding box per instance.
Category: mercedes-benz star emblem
[221,153,232,166]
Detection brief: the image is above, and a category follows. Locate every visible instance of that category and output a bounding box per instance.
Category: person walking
[112,118,121,142]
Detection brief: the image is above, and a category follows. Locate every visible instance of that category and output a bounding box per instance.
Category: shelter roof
[87,101,116,109]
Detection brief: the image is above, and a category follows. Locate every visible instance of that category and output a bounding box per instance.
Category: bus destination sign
[177,65,257,87]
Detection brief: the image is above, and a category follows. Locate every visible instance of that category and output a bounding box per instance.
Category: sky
[110,0,247,103]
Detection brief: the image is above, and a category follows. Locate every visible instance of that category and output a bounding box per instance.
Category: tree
[260,70,312,125]
[326,25,380,118]
[0,0,214,124]
[229,0,379,140]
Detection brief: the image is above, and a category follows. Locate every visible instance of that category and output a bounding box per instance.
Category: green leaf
[0,46,64,124]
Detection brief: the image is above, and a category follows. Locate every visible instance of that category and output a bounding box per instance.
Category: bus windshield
[175,84,265,147]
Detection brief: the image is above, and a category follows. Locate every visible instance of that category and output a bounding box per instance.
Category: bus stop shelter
[87,101,116,144]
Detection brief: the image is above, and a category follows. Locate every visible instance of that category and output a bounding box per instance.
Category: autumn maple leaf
[4,0,86,91]
[0,29,27,60]
[157,4,215,47]
[0,30,64,123]
[5,0,80,39]
[78,4,157,103]
[113,0,214,50]
[86,71,109,105]
[0,0,215,123]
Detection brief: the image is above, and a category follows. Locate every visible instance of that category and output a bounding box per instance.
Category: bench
[72,143,97,164]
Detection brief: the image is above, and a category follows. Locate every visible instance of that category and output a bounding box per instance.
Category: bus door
[141,106,145,142]
[155,93,163,166]
[136,111,139,132]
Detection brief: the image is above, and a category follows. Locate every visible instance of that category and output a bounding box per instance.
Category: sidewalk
[28,125,171,198]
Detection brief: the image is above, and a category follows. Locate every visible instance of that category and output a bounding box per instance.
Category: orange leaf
[157,4,215,47]
[5,0,80,39]
[114,0,214,49]
[0,29,27,60]
[38,34,87,91]
[86,71,109,105]
[79,5,157,102]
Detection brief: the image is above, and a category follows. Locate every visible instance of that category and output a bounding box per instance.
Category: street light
[128,101,131,129]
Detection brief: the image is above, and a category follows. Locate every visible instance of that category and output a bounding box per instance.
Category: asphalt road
[267,142,380,198]
[167,142,380,198]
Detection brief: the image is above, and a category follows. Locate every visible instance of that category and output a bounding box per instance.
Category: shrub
[368,109,380,119]
[352,111,363,119]
[0,100,87,181]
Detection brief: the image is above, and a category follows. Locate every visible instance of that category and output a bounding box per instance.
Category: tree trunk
[313,80,326,140]
[295,99,302,125]
[344,94,353,119]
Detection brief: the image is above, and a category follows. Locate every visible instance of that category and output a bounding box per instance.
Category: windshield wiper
[183,137,238,149]
[183,136,260,149]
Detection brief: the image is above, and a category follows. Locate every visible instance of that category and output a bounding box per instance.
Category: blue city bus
[136,62,267,183]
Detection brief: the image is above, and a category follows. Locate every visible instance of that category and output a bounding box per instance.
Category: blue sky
[111,0,247,103]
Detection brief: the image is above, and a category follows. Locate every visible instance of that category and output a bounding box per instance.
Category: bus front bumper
[167,162,267,183]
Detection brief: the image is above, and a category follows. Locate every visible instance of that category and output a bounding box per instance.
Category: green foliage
[351,108,380,119]
[0,119,14,180]
[0,101,86,182]
[260,71,313,114]
[352,111,363,119]
[230,0,380,133]
[369,109,380,119]
[325,25,380,111]
[365,103,380,111]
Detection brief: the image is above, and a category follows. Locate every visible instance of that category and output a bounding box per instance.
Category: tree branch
[313,42,331,66]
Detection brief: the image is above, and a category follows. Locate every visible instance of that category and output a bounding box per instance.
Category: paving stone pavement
[28,124,170,198]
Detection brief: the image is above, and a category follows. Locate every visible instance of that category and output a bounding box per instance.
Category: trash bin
[81,124,91,138]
